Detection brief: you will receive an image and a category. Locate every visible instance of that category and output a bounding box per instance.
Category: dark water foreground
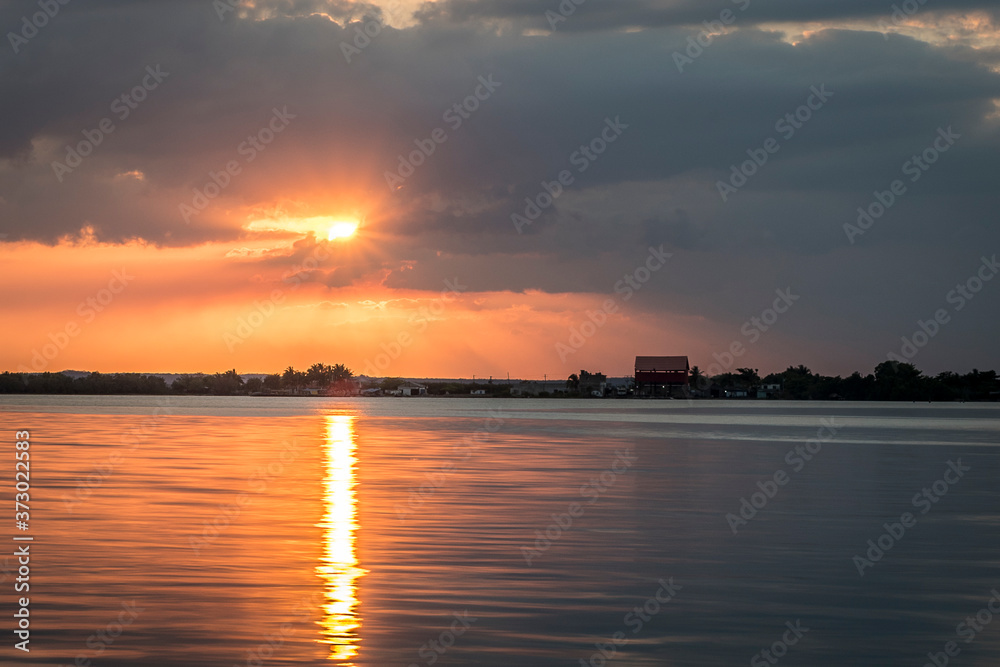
[1,397,999,666]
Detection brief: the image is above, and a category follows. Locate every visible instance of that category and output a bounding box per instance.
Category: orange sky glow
[0,140,841,379]
[0,231,798,379]
[3,3,998,379]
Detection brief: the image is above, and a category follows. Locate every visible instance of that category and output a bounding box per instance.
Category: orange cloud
[0,236,759,378]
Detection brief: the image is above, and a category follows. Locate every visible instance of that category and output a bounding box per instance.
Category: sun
[327,220,359,241]
[243,214,361,241]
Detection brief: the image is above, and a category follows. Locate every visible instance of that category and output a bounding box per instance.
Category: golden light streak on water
[316,415,367,662]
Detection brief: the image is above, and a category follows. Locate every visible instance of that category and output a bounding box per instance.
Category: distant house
[400,383,427,397]
[470,389,487,396]
[635,356,689,397]
[578,370,607,397]
[511,382,544,397]
[511,380,565,397]
[757,383,781,399]
[322,379,361,397]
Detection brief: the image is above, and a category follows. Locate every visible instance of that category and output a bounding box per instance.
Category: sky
[1,0,999,379]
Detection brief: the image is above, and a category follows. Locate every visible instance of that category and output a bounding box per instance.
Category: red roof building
[635,356,690,386]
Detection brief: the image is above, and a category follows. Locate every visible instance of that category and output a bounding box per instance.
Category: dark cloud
[414,0,1000,32]
[1,1,999,370]
[2,7,998,249]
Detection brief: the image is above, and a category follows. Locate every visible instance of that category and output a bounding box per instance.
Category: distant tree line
[0,362,354,396]
[1,361,997,400]
[691,362,999,401]
[425,380,510,397]
[0,372,171,395]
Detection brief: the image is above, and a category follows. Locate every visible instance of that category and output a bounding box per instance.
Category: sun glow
[244,215,360,240]
[327,221,359,241]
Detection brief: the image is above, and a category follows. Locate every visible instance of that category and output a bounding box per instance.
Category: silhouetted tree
[205,369,244,395]
[874,361,925,401]
[24,372,75,393]
[281,366,307,391]
[262,374,282,392]
[307,363,334,388]
[0,372,26,393]
[4,362,996,401]
[781,365,815,399]
[379,377,404,391]
[736,368,761,389]
[689,366,705,391]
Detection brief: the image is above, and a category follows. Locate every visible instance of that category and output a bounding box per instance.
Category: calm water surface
[1,397,999,666]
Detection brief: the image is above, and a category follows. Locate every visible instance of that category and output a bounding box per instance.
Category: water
[1,397,999,666]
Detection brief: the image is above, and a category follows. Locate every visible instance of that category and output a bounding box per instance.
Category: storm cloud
[1,0,998,373]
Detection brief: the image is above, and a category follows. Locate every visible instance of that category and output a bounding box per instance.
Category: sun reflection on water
[316,415,366,662]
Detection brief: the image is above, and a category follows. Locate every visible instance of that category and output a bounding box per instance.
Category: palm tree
[566,373,580,391]
[307,362,334,388]
[282,366,306,391]
[690,366,704,390]
[736,367,761,389]
[331,364,354,395]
